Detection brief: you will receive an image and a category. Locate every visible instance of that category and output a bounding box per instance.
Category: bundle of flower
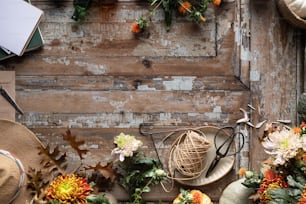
[27,129,116,204]
[173,189,213,204]
[131,0,221,33]
[111,133,167,204]
[239,122,306,204]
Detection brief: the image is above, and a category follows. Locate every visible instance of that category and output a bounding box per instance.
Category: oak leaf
[86,161,116,182]
[38,144,67,174]
[63,129,89,159]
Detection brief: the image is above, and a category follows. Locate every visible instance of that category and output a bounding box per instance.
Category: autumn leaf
[38,144,67,174]
[63,129,89,159]
[86,161,116,182]
[27,167,45,196]
[26,167,52,203]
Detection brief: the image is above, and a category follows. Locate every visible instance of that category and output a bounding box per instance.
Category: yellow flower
[46,174,93,204]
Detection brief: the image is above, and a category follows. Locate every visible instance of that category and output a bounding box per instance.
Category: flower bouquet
[239,122,306,204]
[27,129,116,204]
[131,0,221,33]
[173,188,213,204]
[111,133,167,204]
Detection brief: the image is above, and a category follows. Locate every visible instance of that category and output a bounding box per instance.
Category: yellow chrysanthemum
[46,174,93,204]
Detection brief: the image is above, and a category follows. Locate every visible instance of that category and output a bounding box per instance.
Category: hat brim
[0,119,44,204]
[168,126,235,186]
[277,0,306,29]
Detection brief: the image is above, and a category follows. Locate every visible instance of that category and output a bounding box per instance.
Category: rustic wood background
[0,0,305,202]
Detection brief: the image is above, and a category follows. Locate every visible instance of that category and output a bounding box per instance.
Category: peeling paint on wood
[3,0,301,201]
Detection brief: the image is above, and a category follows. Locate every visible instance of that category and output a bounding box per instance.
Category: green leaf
[143,186,151,192]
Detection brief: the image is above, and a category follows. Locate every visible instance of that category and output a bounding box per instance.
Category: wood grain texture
[1,0,303,202]
[249,0,305,170]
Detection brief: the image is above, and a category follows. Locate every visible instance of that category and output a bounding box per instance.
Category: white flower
[111,133,143,161]
[261,128,302,165]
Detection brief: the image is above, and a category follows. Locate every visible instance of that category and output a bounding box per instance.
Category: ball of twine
[172,130,211,178]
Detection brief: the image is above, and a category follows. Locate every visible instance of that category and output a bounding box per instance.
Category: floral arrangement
[27,130,167,204]
[239,122,306,204]
[27,129,116,204]
[131,0,222,33]
[111,133,167,204]
[172,189,213,204]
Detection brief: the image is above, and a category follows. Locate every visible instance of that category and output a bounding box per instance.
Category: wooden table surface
[0,0,305,202]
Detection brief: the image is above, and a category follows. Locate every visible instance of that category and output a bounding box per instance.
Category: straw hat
[0,119,43,204]
[277,0,306,29]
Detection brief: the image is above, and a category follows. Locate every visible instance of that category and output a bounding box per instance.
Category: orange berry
[178,1,192,14]
[213,0,221,6]
[131,22,142,33]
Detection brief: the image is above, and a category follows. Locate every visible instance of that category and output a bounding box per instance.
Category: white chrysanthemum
[111,133,143,161]
[262,128,302,165]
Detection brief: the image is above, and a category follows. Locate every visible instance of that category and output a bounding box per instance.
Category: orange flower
[213,0,221,6]
[238,168,246,177]
[299,185,306,204]
[301,121,306,128]
[178,1,192,14]
[293,127,302,134]
[46,174,93,204]
[190,190,202,204]
[131,22,142,33]
[264,169,275,180]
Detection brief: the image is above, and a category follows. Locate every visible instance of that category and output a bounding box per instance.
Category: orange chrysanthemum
[131,22,142,33]
[258,170,288,203]
[213,0,221,6]
[46,174,93,204]
[298,185,306,204]
[178,1,192,14]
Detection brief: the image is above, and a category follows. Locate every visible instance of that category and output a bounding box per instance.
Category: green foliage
[241,171,263,189]
[175,189,193,204]
[116,151,167,204]
[72,0,91,21]
[87,194,111,204]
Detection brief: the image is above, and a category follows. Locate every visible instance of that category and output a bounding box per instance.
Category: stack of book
[0,0,44,61]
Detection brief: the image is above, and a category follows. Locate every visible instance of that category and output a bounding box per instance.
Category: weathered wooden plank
[5,56,236,76]
[16,75,248,91]
[17,90,250,113]
[19,111,245,128]
[250,0,301,170]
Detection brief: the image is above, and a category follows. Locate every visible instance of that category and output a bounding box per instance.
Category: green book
[0,0,44,61]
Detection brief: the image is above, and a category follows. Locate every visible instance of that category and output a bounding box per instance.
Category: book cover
[0,28,44,61]
[0,0,44,56]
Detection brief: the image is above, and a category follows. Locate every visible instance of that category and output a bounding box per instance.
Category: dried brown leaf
[85,161,116,182]
[63,129,89,159]
[38,145,67,174]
